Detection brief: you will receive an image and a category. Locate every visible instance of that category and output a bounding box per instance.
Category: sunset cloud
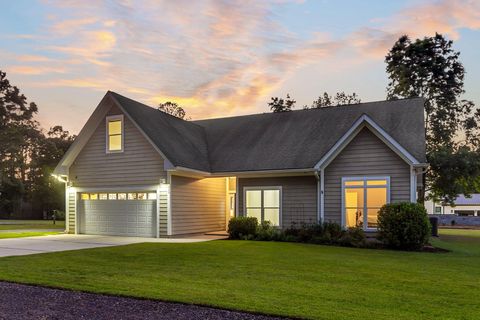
[350,0,480,58]
[1,0,479,132]
[8,65,66,75]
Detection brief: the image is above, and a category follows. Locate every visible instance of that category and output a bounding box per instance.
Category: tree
[0,70,75,218]
[310,92,361,109]
[0,70,39,217]
[29,126,75,217]
[269,94,296,112]
[158,101,187,120]
[385,33,480,203]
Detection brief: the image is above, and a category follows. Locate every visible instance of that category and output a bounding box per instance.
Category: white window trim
[243,186,282,227]
[105,114,124,153]
[341,176,390,232]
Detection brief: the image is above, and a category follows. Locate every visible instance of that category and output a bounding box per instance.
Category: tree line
[0,71,75,219]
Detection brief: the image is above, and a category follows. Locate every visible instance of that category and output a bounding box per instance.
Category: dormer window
[106,115,124,153]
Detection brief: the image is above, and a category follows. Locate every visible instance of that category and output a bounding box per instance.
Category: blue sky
[1,0,479,133]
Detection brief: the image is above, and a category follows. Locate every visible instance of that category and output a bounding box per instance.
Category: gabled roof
[194,98,426,172]
[109,92,211,172]
[450,194,480,206]
[56,91,426,175]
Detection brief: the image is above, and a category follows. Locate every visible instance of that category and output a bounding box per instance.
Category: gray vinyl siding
[159,190,168,236]
[238,176,318,228]
[171,176,226,235]
[67,191,76,233]
[69,105,166,188]
[324,127,411,224]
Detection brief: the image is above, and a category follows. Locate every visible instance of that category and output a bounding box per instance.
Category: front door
[227,194,236,227]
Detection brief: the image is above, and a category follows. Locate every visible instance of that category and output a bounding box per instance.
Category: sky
[1,0,479,134]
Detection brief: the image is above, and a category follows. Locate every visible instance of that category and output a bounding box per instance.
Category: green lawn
[0,229,478,320]
[0,219,65,230]
[0,231,60,239]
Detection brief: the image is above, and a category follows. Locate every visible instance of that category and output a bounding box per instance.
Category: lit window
[344,177,389,230]
[137,193,147,200]
[107,115,123,152]
[81,193,89,200]
[128,193,137,200]
[99,193,108,200]
[118,193,127,200]
[148,193,157,200]
[345,180,364,186]
[89,193,98,200]
[245,188,280,226]
[108,193,117,200]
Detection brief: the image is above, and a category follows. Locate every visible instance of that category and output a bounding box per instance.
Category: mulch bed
[0,281,292,320]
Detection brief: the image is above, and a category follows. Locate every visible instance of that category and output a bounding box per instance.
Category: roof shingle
[110,92,426,173]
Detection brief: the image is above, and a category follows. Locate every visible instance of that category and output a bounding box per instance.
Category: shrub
[377,202,431,250]
[322,222,344,242]
[228,217,258,239]
[338,227,366,247]
[255,221,280,241]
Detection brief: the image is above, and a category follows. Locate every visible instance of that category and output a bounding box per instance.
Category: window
[82,192,156,201]
[148,193,157,200]
[343,177,389,230]
[106,115,123,152]
[244,187,281,226]
[435,206,442,214]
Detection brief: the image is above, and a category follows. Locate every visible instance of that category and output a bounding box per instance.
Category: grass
[0,231,60,239]
[0,219,65,230]
[0,229,478,320]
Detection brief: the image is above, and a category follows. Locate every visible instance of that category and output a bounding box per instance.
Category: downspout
[314,171,320,223]
[314,170,324,224]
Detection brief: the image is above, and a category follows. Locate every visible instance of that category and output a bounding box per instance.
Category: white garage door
[78,192,156,237]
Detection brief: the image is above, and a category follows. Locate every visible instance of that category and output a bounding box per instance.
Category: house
[54,91,427,237]
[425,195,480,216]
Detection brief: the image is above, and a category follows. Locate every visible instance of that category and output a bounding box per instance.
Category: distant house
[54,91,427,237]
[425,195,480,216]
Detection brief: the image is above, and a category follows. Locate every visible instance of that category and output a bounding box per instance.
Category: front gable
[323,127,412,224]
[67,101,167,187]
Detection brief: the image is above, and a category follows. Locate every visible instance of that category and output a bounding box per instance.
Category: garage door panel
[79,198,156,237]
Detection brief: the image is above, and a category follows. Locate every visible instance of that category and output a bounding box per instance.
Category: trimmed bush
[339,227,366,247]
[228,217,258,239]
[255,221,284,241]
[377,202,431,250]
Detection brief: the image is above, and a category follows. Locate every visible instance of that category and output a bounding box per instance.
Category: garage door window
[81,192,157,201]
[148,193,157,200]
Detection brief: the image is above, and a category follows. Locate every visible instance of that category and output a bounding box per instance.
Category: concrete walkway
[0,229,61,233]
[0,233,227,258]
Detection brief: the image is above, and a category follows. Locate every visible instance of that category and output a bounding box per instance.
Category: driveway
[0,282,287,320]
[0,233,227,258]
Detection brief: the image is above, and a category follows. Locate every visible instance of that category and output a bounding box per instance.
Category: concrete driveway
[0,233,227,258]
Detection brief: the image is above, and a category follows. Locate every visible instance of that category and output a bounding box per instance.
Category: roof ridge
[108,91,206,130]
[193,97,424,123]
